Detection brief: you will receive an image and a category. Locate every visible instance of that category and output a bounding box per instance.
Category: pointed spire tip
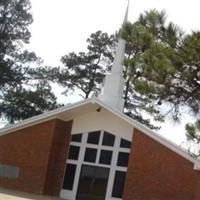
[123,0,130,24]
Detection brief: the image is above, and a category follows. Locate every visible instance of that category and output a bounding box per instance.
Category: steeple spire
[123,0,129,24]
[98,1,129,112]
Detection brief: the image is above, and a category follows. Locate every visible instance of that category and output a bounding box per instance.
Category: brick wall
[123,128,200,200]
[43,119,72,195]
[0,119,72,195]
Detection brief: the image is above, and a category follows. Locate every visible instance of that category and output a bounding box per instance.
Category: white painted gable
[71,106,133,141]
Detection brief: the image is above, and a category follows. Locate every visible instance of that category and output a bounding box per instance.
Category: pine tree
[120,10,183,127]
[121,10,200,151]
[0,0,59,123]
[58,31,116,99]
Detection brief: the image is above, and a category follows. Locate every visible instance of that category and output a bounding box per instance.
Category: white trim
[61,130,129,200]
[93,98,197,164]
[0,98,91,136]
[194,159,200,170]
[0,97,198,166]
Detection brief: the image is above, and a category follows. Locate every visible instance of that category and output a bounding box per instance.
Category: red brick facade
[1,116,200,199]
[0,119,72,195]
[123,128,200,200]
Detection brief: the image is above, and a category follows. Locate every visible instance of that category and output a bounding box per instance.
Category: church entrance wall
[60,130,132,200]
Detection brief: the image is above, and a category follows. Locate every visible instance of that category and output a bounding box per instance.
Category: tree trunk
[124,78,130,108]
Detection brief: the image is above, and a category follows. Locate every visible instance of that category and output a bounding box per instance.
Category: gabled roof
[0,97,198,167]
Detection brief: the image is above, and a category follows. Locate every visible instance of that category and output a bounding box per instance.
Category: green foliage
[0,0,59,123]
[0,82,60,123]
[185,120,200,157]
[58,31,116,99]
[186,123,198,142]
[0,0,33,88]
[121,9,181,127]
[121,9,200,150]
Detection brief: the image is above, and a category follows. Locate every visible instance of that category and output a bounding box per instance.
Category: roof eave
[0,97,198,168]
[0,98,92,136]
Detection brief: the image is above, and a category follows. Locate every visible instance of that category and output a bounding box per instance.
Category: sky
[26,0,200,145]
[28,0,200,67]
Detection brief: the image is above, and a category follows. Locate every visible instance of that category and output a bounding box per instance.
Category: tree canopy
[56,10,200,132]
[0,0,60,123]
[120,9,200,151]
[57,31,116,99]
[121,10,183,123]
[1,2,200,155]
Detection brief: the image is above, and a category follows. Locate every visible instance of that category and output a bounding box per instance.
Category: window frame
[62,130,132,200]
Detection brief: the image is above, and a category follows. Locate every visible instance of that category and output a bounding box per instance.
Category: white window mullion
[96,130,104,164]
[105,135,120,200]
[71,132,88,200]
[61,130,130,200]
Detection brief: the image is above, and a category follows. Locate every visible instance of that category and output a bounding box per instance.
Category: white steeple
[98,1,129,112]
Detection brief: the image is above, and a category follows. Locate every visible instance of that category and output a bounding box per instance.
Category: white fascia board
[93,98,197,165]
[0,98,92,136]
[0,97,198,167]
[194,160,200,170]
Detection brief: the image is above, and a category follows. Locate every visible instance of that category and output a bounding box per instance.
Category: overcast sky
[28,0,200,66]
[26,0,200,145]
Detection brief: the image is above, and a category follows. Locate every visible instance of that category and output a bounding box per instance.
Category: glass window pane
[84,148,97,163]
[77,165,95,198]
[112,171,126,198]
[102,131,115,146]
[63,164,76,190]
[120,139,131,148]
[77,165,109,200]
[99,150,112,165]
[87,131,101,144]
[71,134,82,142]
[93,167,110,197]
[68,145,80,160]
[117,152,129,167]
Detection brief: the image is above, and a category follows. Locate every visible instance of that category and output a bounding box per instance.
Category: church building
[1,2,200,200]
